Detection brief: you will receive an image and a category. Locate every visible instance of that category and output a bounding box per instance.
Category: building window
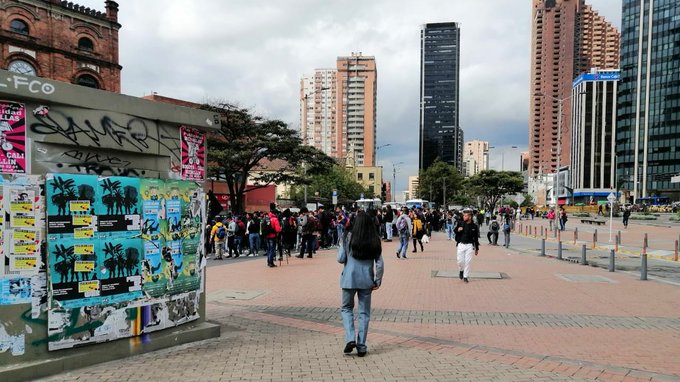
[78,37,94,51]
[357,173,363,180]
[7,60,36,76]
[10,19,29,35]
[76,74,100,89]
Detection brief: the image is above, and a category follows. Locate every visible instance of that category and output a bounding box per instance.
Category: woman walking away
[337,211,384,357]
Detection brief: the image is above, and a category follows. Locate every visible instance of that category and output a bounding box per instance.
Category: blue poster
[0,275,31,305]
[46,174,97,238]
[96,176,141,236]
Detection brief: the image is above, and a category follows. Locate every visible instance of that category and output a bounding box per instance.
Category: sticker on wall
[180,126,205,181]
[46,174,97,238]
[0,101,27,174]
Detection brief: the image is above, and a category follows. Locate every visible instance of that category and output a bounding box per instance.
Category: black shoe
[343,341,356,354]
[396,252,400,258]
[234,254,240,258]
[420,246,424,251]
[357,350,367,357]
[226,255,232,258]
[295,255,304,258]
[306,255,313,258]
[412,249,416,253]
[267,263,277,268]
[464,277,469,283]
[459,271,464,280]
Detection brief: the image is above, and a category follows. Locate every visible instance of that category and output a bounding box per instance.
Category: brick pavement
[37,230,680,381]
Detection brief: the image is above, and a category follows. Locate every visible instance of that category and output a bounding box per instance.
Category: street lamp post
[392,161,404,203]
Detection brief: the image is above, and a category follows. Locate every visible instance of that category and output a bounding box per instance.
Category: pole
[609,249,615,272]
[609,201,614,242]
[557,241,563,260]
[303,164,307,205]
[641,253,648,280]
[443,179,447,210]
[580,244,587,265]
[553,99,562,235]
[540,238,545,256]
[392,166,396,203]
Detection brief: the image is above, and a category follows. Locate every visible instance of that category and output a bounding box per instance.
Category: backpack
[283,217,296,233]
[397,216,408,234]
[490,221,500,232]
[216,225,226,239]
[303,215,318,235]
[261,215,275,235]
[237,220,246,234]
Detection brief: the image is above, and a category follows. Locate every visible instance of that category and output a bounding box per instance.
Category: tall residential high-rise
[570,69,619,204]
[336,53,377,167]
[299,69,337,157]
[617,0,680,201]
[419,22,463,172]
[529,0,620,176]
[462,140,489,177]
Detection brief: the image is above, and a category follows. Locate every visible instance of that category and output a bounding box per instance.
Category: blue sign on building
[573,71,620,88]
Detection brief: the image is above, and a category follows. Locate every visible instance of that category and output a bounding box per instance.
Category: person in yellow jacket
[411,211,425,253]
[210,220,227,260]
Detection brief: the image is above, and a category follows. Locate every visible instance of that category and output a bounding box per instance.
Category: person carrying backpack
[487,216,500,245]
[502,219,512,248]
[297,208,318,259]
[210,219,227,260]
[280,209,297,257]
[246,213,261,256]
[395,207,412,259]
[261,210,281,267]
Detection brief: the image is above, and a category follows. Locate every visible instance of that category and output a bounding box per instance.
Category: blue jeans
[385,222,393,240]
[336,225,344,245]
[341,288,372,352]
[266,237,276,265]
[446,223,454,240]
[249,233,260,254]
[398,234,409,257]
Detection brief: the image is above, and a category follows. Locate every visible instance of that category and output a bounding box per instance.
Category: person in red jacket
[262,210,282,267]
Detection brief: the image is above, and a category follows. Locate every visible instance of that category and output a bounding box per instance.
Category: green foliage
[202,103,336,213]
[417,160,464,206]
[466,170,524,211]
[288,165,368,204]
[501,198,519,208]
[519,194,534,208]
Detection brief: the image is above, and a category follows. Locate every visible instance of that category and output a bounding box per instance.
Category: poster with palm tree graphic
[95,177,141,236]
[48,238,143,308]
[46,174,97,238]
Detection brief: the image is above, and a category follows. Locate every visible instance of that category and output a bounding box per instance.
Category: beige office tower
[336,53,378,167]
[300,69,337,157]
[529,0,619,176]
[463,140,489,177]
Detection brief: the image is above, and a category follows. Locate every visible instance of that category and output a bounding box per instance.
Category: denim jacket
[337,233,384,289]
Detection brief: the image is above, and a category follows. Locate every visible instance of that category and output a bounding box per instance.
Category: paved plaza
[38,218,680,381]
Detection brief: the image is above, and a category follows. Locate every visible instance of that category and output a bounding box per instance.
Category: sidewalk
[38,231,680,382]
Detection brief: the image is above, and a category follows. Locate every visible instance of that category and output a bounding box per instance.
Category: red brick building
[1,0,121,92]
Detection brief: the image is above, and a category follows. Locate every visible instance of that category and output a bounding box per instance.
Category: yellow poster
[12,257,37,270]
[10,201,33,213]
[13,229,36,241]
[69,200,90,212]
[72,215,93,226]
[74,261,95,272]
[78,280,100,293]
[74,244,95,255]
[74,227,94,239]
[13,242,37,255]
[11,216,36,227]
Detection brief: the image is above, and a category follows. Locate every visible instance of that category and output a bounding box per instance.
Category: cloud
[76,0,622,200]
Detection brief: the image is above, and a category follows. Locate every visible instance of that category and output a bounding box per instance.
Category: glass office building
[419,22,463,172]
[617,0,680,201]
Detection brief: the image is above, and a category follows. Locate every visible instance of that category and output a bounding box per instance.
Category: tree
[466,170,524,212]
[416,160,463,207]
[202,103,336,214]
[288,165,367,205]
[519,194,534,207]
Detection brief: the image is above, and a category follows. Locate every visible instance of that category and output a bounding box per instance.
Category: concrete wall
[0,69,220,380]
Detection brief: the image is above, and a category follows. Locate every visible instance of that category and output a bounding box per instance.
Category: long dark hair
[349,211,382,260]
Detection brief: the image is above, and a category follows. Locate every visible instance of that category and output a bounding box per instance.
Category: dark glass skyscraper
[419,22,463,172]
[617,0,680,201]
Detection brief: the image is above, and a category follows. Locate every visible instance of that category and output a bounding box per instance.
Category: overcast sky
[80,0,621,200]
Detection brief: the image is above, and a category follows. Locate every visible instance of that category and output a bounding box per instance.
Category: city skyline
[73,0,622,197]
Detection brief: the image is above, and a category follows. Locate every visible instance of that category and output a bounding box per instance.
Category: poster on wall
[1,177,44,276]
[48,238,142,308]
[95,176,141,236]
[0,101,27,174]
[46,174,97,238]
[180,126,205,181]
[0,275,31,305]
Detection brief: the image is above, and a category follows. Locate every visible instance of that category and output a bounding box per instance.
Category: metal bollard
[574,227,578,244]
[643,233,648,252]
[608,249,615,272]
[580,244,587,265]
[540,238,545,256]
[618,230,621,245]
[594,229,598,243]
[674,240,678,262]
[534,226,537,237]
[640,253,648,280]
[557,241,563,260]
[592,231,597,249]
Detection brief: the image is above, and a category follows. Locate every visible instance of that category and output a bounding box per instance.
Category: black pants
[487,232,498,245]
[299,234,315,257]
